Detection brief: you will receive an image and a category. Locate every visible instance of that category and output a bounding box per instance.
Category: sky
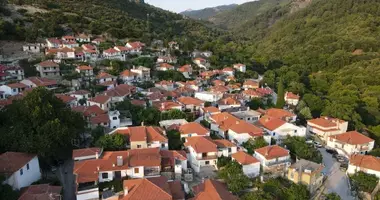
[145,0,252,13]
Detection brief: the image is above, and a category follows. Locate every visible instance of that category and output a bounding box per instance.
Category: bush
[350,172,378,193]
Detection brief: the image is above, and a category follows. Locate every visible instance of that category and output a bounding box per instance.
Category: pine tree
[276,79,285,108]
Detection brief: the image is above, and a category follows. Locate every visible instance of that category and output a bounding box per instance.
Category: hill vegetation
[180,4,237,21]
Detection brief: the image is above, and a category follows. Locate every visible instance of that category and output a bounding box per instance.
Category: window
[102,173,108,179]
[134,168,139,173]
[205,161,210,165]
[161,143,165,148]
[13,89,16,92]
[228,148,231,153]
[290,172,294,179]
[20,169,23,175]
[112,117,117,120]
[247,118,251,120]
[137,145,141,149]
[27,164,29,170]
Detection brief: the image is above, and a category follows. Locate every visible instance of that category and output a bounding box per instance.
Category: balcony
[265,159,291,167]
[144,167,160,177]
[198,155,217,160]
[77,182,98,192]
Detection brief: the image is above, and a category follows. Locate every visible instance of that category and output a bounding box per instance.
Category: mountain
[180,4,238,21]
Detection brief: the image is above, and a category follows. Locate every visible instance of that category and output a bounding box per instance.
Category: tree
[0,175,19,200]
[285,183,310,200]
[242,137,268,154]
[95,134,126,151]
[166,130,183,150]
[325,193,341,200]
[161,109,187,120]
[242,191,272,200]
[350,172,378,193]
[0,88,85,163]
[283,136,322,163]
[217,156,231,168]
[138,107,161,125]
[91,126,105,145]
[276,79,285,108]
[218,161,251,194]
[246,98,264,110]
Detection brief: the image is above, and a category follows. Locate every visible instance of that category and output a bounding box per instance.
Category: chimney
[117,156,123,166]
[141,121,144,126]
[95,151,99,159]
[97,166,100,171]
[265,146,269,156]
[124,186,128,196]
[161,103,165,109]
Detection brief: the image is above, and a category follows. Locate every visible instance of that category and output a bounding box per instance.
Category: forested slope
[181,4,237,21]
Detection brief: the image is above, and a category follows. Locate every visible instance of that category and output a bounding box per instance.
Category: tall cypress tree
[276,79,285,108]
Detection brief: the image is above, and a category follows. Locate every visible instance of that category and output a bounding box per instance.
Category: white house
[227,120,263,145]
[157,63,175,71]
[326,131,375,157]
[179,122,210,139]
[75,65,94,77]
[184,137,218,173]
[120,69,137,83]
[233,63,246,72]
[70,90,91,102]
[195,91,223,102]
[231,109,261,124]
[284,92,300,106]
[103,48,126,61]
[87,95,111,111]
[0,152,41,190]
[222,67,235,77]
[23,44,42,53]
[347,154,380,178]
[259,116,306,144]
[96,72,116,84]
[307,117,348,141]
[217,97,241,111]
[131,66,151,81]
[213,139,238,157]
[232,151,260,177]
[0,82,28,96]
[72,147,103,161]
[155,80,175,91]
[254,145,291,173]
[157,56,177,64]
[35,60,60,78]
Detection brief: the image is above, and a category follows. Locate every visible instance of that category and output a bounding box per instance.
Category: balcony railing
[266,159,291,167]
[144,168,160,176]
[198,155,217,160]
[77,182,98,192]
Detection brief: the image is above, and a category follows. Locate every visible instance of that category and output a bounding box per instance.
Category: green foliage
[242,190,272,200]
[252,178,310,200]
[246,98,265,110]
[18,59,39,78]
[161,109,187,120]
[95,134,126,151]
[166,130,183,150]
[217,156,231,168]
[0,175,19,200]
[283,136,322,163]
[137,107,161,126]
[218,161,251,194]
[325,193,341,200]
[0,87,85,162]
[99,179,124,193]
[200,120,210,129]
[235,70,259,83]
[132,57,155,69]
[368,148,380,157]
[276,79,285,108]
[91,126,105,145]
[156,70,186,82]
[350,171,378,193]
[242,137,268,154]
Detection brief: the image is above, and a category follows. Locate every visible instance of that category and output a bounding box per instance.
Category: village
[0,33,379,200]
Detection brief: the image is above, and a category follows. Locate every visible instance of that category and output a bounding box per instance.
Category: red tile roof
[25,77,57,87]
[255,145,289,160]
[210,112,240,131]
[103,48,119,54]
[96,72,114,79]
[72,148,102,159]
[209,85,229,93]
[37,60,59,67]
[229,120,263,137]
[192,179,238,200]
[90,114,109,124]
[349,154,380,172]
[70,90,90,95]
[265,108,296,119]
[184,137,217,153]
[222,67,234,72]
[218,97,241,106]
[178,96,204,106]
[104,84,135,97]
[259,116,287,131]
[232,151,259,165]
[55,94,76,104]
[329,131,374,145]
[121,177,173,200]
[0,152,37,176]
[179,122,209,136]
[119,126,167,143]
[77,65,93,71]
[307,117,344,128]
[213,139,236,148]
[72,105,106,117]
[120,69,137,77]
[88,95,110,104]
[285,92,300,100]
[202,106,220,113]
[19,184,62,200]
[153,101,182,111]
[243,80,259,87]
[7,82,28,89]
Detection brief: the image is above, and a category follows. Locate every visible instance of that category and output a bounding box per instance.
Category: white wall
[218,147,237,157]
[5,156,41,190]
[195,92,223,102]
[347,164,380,178]
[76,188,99,200]
[242,163,260,178]
[327,140,374,156]
[228,129,252,145]
[73,155,97,161]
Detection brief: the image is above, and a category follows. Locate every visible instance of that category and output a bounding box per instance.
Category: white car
[313,141,323,148]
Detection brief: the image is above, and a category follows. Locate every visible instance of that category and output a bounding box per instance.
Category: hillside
[180,4,238,21]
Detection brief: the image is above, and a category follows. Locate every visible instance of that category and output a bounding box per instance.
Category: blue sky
[145,0,252,13]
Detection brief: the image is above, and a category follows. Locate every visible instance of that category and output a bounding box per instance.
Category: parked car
[326,148,338,155]
[314,141,323,148]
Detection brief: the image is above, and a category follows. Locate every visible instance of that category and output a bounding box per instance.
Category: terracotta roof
[19,184,62,200]
[70,90,90,95]
[265,108,296,119]
[37,60,59,67]
[46,38,61,44]
[153,101,182,111]
[25,77,57,87]
[243,80,259,87]
[96,72,114,79]
[7,82,28,89]
[349,154,380,172]
[103,48,119,54]
[115,46,130,51]
[127,41,145,49]
[242,89,263,98]
[232,151,259,165]
[259,116,287,131]
[213,139,236,148]
[77,65,93,71]
[184,137,217,153]
[72,148,102,159]
[192,179,238,200]
[209,85,229,93]
[119,126,167,143]
[121,177,172,200]
[200,71,216,78]
[210,112,240,131]
[104,84,136,97]
[212,80,225,86]
[160,150,187,169]
[72,105,106,117]
[222,67,234,72]
[131,99,146,107]
[194,57,206,62]
[90,114,110,124]
[255,145,289,160]
[120,69,137,77]
[55,94,76,104]
[0,152,37,176]
[98,80,116,87]
[329,131,374,145]
[159,63,175,69]
[307,117,345,128]
[82,44,95,50]
[178,65,191,72]
[218,97,240,106]
[285,92,300,100]
[229,120,263,137]
[156,80,174,86]
[256,87,273,96]
[177,97,204,106]
[88,95,110,104]
[202,106,220,113]
[179,122,209,136]
[168,180,185,200]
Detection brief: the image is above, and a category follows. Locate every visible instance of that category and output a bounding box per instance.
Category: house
[177,96,205,112]
[222,67,235,76]
[70,90,91,102]
[73,148,162,200]
[242,89,263,100]
[208,112,241,138]
[0,64,25,84]
[104,84,136,103]
[73,147,103,161]
[254,145,291,174]
[76,33,91,43]
[76,65,94,77]
[157,63,175,71]
[35,60,60,78]
[91,37,105,45]
[192,179,238,200]
[179,122,210,138]
[231,151,260,177]
[193,57,209,69]
[46,38,62,49]
[209,85,230,94]
[326,131,374,156]
[18,184,62,200]
[200,71,217,80]
[152,101,182,112]
[87,95,111,111]
[195,91,223,103]
[72,105,106,122]
[114,126,168,150]
[21,77,58,89]
[126,41,145,54]
[55,94,77,107]
[307,117,348,141]
[103,48,125,61]
[228,120,263,145]
[217,97,241,110]
[160,150,188,180]
[157,56,177,64]
[213,139,237,157]
[184,137,218,173]
[201,106,220,116]
[121,176,185,200]
[178,64,192,78]
[264,108,297,122]
[285,92,300,106]
[55,47,76,60]
[213,80,225,86]
[230,108,261,124]
[347,154,380,178]
[259,116,306,144]
[131,66,151,81]
[155,80,175,91]
[0,152,41,190]
[120,69,137,83]
[243,80,259,90]
[287,159,324,194]
[22,43,42,53]
[96,72,116,84]
[0,82,28,96]
[89,113,110,128]
[168,41,180,50]
[233,63,246,72]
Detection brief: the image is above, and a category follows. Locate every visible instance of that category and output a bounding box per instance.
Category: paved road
[319,148,355,200]
[57,160,76,200]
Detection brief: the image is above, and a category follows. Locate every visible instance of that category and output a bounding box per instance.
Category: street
[319,148,355,200]
[57,160,76,200]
